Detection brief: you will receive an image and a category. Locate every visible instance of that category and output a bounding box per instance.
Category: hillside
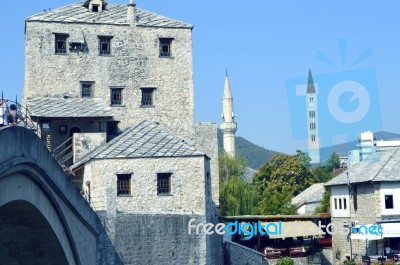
[217,129,281,169]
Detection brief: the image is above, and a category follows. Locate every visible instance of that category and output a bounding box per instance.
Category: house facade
[326,147,400,264]
[23,1,221,264]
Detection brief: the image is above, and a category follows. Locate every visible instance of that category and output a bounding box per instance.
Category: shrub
[276,257,295,265]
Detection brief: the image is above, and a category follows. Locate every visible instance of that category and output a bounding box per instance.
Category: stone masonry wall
[195,122,220,207]
[224,241,266,265]
[83,156,209,214]
[330,183,380,265]
[24,21,195,141]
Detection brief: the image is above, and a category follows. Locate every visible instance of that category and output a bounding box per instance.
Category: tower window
[157,173,171,195]
[141,88,155,107]
[311,135,316,142]
[110,88,123,106]
[55,34,68,54]
[117,174,131,196]
[99,36,112,55]
[310,122,316,130]
[159,38,173,57]
[81,82,93,98]
[309,111,315,118]
[310,97,314,102]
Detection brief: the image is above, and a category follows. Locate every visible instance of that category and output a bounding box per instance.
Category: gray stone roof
[325,147,400,186]
[27,2,193,28]
[71,120,204,169]
[27,97,114,118]
[291,183,325,207]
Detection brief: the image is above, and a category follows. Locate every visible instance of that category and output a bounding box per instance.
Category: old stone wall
[194,122,220,207]
[83,156,209,214]
[224,241,266,265]
[330,183,381,265]
[73,132,106,163]
[24,21,195,141]
[97,212,221,265]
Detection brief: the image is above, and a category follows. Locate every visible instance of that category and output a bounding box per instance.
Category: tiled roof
[27,2,193,28]
[325,147,400,186]
[291,183,325,207]
[71,120,204,168]
[27,97,114,118]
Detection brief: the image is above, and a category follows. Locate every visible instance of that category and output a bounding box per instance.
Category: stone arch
[0,200,69,265]
[0,126,99,265]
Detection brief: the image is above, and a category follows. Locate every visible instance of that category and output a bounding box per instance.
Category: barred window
[81,82,93,98]
[99,36,112,55]
[55,34,68,54]
[157,173,171,195]
[111,88,123,106]
[117,174,131,196]
[141,88,155,107]
[159,38,172,57]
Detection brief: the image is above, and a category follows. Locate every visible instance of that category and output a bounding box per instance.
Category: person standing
[6,104,24,126]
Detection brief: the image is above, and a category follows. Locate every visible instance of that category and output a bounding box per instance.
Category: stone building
[23,1,221,264]
[291,183,325,215]
[325,147,400,264]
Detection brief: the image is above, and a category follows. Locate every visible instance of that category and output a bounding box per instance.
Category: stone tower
[220,73,237,156]
[306,69,320,164]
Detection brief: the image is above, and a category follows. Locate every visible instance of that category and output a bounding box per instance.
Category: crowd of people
[0,99,25,127]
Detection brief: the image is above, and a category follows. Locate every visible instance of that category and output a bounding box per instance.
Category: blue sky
[1,1,399,154]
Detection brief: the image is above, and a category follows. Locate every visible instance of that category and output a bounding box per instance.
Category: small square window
[141,88,155,107]
[92,4,99,12]
[117,174,131,196]
[159,38,173,57]
[81,82,93,98]
[157,173,171,195]
[99,36,112,55]
[385,194,394,209]
[55,34,68,54]
[111,88,123,106]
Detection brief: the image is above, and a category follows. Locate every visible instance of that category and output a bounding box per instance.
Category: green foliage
[313,166,333,182]
[217,129,280,169]
[315,188,331,213]
[218,153,258,216]
[276,257,295,265]
[218,153,247,181]
[326,152,341,172]
[343,258,356,265]
[219,175,258,216]
[253,150,317,215]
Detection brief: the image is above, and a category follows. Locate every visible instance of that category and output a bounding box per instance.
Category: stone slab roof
[325,147,400,186]
[27,2,193,28]
[71,120,204,169]
[291,183,325,207]
[27,97,114,118]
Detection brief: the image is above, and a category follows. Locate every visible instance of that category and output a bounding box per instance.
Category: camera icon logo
[287,68,381,160]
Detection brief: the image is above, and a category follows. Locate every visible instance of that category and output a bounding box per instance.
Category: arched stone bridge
[0,126,99,264]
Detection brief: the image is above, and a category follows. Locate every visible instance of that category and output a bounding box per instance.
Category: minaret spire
[220,72,237,156]
[306,68,320,164]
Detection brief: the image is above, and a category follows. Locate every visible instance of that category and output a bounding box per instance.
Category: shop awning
[261,221,324,239]
[380,223,400,238]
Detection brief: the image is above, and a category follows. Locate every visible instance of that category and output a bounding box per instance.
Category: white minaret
[306,69,320,164]
[220,72,237,156]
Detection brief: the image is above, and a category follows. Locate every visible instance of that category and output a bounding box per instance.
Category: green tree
[326,152,341,172]
[254,150,317,215]
[277,257,295,265]
[219,153,258,216]
[313,166,333,183]
[218,153,247,181]
[314,188,331,213]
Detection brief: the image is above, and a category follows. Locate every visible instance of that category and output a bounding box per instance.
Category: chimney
[127,0,136,26]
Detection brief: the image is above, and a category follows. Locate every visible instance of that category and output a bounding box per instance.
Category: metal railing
[1,93,41,137]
